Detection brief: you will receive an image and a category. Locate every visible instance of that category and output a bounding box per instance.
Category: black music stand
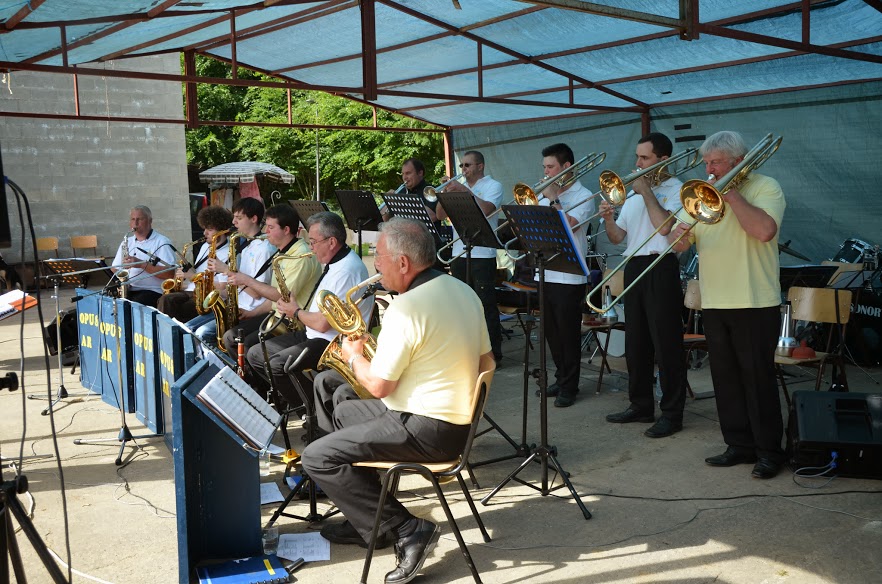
[829,268,880,290]
[480,205,592,520]
[436,190,531,467]
[381,192,447,248]
[335,190,383,258]
[30,260,110,414]
[779,265,838,293]
[289,200,329,232]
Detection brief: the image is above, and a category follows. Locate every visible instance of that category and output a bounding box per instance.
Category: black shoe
[705,447,757,467]
[605,408,654,424]
[644,417,682,438]
[537,382,562,397]
[751,458,782,479]
[554,392,577,408]
[385,519,440,584]
[320,520,392,549]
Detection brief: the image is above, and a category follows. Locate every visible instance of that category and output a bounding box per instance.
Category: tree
[184,56,445,203]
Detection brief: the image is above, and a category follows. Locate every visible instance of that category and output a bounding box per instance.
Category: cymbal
[778,241,811,262]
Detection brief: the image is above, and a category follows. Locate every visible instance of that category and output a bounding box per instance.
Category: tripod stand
[268,351,340,525]
[480,205,592,519]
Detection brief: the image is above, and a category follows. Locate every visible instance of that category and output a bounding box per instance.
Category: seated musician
[186,198,275,346]
[301,218,492,583]
[111,205,176,307]
[220,204,321,359]
[245,211,372,407]
[157,205,232,322]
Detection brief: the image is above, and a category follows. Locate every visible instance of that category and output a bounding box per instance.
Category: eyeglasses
[459,163,474,168]
[308,237,330,247]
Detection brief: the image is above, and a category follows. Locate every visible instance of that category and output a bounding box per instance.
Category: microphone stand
[71,267,175,466]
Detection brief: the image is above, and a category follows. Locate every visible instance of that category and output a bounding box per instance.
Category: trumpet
[423,173,464,202]
[316,273,383,399]
[586,134,782,314]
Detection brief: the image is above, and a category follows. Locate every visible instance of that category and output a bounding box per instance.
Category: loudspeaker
[43,310,79,357]
[787,390,882,479]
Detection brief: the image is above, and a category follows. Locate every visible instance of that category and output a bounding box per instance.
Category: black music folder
[501,204,589,276]
[335,190,384,232]
[288,200,329,230]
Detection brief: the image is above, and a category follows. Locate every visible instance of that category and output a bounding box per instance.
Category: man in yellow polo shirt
[670,130,786,480]
[302,218,492,584]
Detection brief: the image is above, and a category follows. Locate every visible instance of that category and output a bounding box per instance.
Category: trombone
[586,133,783,314]
[442,152,606,264]
[423,173,464,202]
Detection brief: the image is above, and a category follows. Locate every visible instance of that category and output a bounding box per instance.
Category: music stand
[381,192,448,248]
[335,190,383,258]
[779,265,838,292]
[289,200,329,232]
[29,260,111,414]
[480,205,591,520]
[829,269,880,290]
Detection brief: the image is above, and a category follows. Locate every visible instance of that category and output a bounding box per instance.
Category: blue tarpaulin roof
[1,0,880,128]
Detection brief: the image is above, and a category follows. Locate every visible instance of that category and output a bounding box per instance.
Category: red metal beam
[147,0,185,19]
[361,0,377,101]
[699,23,882,65]
[230,11,238,79]
[184,50,199,129]
[801,0,810,45]
[4,0,46,30]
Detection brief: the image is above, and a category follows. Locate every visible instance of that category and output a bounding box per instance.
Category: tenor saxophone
[161,237,204,294]
[192,230,229,316]
[258,252,314,337]
[316,273,383,399]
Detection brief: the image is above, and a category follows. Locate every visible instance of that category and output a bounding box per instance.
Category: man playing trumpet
[245,211,372,408]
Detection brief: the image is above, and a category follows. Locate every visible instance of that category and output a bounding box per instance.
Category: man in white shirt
[248,211,372,407]
[602,133,687,438]
[536,143,595,408]
[436,150,505,363]
[111,205,176,307]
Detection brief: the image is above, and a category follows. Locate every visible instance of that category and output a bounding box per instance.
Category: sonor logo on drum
[852,304,882,318]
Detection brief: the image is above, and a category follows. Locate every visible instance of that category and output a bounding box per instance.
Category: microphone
[137,247,172,267]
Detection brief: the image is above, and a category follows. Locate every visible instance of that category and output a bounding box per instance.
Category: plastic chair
[36,237,59,258]
[775,286,852,406]
[70,235,99,257]
[354,354,496,584]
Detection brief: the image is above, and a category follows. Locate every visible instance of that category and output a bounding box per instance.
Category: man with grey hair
[303,217,492,584]
[247,211,371,408]
[111,205,176,307]
[670,130,786,479]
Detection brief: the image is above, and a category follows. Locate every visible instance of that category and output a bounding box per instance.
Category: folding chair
[775,286,852,406]
[682,279,707,399]
[70,234,99,257]
[355,354,496,584]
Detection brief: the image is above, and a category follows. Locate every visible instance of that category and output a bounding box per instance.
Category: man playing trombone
[602,132,688,438]
[537,143,596,408]
[435,150,505,364]
[669,130,786,479]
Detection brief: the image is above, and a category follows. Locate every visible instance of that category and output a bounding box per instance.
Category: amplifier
[787,390,882,479]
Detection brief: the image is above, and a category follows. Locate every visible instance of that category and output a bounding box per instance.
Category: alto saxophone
[202,232,265,350]
[192,230,229,316]
[258,251,314,337]
[117,228,134,299]
[161,237,204,294]
[316,273,383,399]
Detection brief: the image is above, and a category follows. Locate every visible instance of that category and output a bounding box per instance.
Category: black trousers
[302,399,469,541]
[542,281,586,395]
[623,254,687,420]
[245,329,328,408]
[126,289,161,308]
[451,257,502,360]
[222,315,264,359]
[156,290,198,322]
[702,306,784,462]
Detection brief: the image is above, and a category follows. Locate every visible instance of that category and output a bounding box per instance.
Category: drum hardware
[776,302,798,357]
[778,239,811,262]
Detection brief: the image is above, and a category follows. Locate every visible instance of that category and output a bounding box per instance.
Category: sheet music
[195,367,281,450]
[277,533,331,562]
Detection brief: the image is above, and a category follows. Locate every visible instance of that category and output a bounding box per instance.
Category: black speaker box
[43,310,79,356]
[787,390,882,479]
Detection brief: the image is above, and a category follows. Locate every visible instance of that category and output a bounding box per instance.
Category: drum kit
[831,238,882,367]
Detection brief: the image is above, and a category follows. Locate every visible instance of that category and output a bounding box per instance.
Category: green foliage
[183,55,445,201]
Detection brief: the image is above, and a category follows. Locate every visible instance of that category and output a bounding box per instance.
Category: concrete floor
[2,291,882,584]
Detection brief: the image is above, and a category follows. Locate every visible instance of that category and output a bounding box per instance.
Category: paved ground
[2,289,882,584]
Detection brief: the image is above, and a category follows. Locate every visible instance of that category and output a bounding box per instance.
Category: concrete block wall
[0,55,192,264]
